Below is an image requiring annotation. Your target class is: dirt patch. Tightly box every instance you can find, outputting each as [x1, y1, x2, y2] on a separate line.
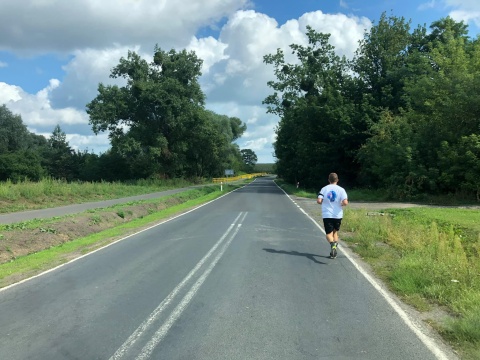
[0, 201, 170, 264]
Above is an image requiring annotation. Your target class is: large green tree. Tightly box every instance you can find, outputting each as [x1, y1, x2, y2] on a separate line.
[42, 125, 77, 180]
[87, 47, 246, 179]
[87, 47, 205, 178]
[0, 105, 47, 181]
[0, 105, 32, 153]
[264, 26, 357, 187]
[357, 16, 480, 198]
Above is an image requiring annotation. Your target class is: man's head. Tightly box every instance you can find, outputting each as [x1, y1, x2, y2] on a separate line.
[328, 173, 339, 184]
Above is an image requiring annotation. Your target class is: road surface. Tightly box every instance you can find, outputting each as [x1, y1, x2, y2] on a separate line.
[0, 177, 454, 359]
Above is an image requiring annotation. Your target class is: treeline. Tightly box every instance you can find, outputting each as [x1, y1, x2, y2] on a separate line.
[265, 13, 480, 200]
[0, 47, 255, 183]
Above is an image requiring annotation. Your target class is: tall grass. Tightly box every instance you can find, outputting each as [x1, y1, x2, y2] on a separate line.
[0, 178, 204, 213]
[343, 207, 480, 358]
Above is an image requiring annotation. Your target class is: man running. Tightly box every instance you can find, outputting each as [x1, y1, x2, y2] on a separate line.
[317, 173, 348, 258]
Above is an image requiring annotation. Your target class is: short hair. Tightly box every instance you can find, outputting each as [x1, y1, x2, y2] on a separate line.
[328, 173, 339, 183]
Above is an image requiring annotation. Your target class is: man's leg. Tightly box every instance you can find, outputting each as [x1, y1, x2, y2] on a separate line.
[326, 231, 334, 244]
[323, 219, 337, 258]
[332, 229, 339, 242]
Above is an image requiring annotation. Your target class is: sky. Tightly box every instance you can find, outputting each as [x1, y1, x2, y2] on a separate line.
[1, 0, 479, 164]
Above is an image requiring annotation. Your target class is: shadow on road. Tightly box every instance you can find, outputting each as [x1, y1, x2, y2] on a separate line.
[263, 248, 327, 264]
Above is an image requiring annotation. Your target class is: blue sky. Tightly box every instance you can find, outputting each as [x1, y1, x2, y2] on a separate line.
[1, 0, 479, 163]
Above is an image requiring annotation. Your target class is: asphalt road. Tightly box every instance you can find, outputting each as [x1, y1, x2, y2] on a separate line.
[0, 177, 453, 359]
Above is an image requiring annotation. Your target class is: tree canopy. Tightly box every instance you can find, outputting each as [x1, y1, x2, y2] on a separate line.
[266, 14, 480, 200]
[86, 46, 247, 179]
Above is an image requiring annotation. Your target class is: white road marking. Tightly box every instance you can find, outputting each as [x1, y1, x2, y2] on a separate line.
[110, 212, 247, 360]
[276, 183, 452, 360]
[136, 213, 246, 359]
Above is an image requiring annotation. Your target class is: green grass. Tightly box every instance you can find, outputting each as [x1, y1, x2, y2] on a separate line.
[0, 184, 240, 286]
[342, 207, 480, 359]
[0, 177, 207, 213]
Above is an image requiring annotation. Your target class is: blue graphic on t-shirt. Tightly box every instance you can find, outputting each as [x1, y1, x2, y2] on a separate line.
[327, 190, 337, 202]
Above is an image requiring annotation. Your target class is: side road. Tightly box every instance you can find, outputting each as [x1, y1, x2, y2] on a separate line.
[0, 187, 196, 225]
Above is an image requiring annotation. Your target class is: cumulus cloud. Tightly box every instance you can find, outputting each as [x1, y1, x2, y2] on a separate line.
[0, 0, 250, 54]
[193, 10, 370, 161]
[49, 46, 137, 109]
[3, 79, 87, 127]
[443, 0, 480, 27]
[0, 80, 106, 152]
[187, 36, 229, 75]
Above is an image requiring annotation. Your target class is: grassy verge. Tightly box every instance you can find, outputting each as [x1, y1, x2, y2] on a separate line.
[0, 177, 207, 213]
[342, 207, 480, 359]
[277, 179, 480, 359]
[0, 183, 241, 288]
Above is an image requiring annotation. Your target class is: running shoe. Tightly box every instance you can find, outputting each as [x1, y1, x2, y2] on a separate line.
[331, 243, 337, 258]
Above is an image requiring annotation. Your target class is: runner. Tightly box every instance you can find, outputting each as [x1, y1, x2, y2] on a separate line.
[317, 173, 348, 258]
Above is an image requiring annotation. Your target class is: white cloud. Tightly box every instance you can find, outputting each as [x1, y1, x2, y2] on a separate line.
[443, 0, 480, 27]
[449, 10, 480, 27]
[65, 133, 111, 154]
[0, 82, 22, 102]
[50, 46, 137, 109]
[5, 79, 88, 127]
[0, 0, 250, 54]
[418, 1, 436, 11]
[0, 61, 7, 68]
[187, 36, 229, 74]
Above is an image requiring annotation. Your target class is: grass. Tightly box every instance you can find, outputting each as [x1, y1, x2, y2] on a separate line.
[277, 179, 480, 359]
[342, 207, 480, 359]
[0, 184, 241, 286]
[0, 177, 206, 213]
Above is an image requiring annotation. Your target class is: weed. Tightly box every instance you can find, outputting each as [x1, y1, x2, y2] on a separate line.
[90, 215, 101, 225]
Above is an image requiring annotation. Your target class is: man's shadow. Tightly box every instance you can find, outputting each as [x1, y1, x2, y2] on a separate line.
[263, 248, 328, 264]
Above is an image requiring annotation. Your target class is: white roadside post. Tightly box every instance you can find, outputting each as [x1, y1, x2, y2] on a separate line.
[221, 181, 223, 192]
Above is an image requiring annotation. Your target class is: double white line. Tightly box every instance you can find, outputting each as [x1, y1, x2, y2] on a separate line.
[110, 212, 247, 360]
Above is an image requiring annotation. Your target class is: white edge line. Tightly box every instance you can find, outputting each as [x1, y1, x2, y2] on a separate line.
[0, 186, 245, 293]
[274, 181, 451, 360]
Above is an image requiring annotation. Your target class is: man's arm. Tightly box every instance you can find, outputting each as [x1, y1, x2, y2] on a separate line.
[341, 198, 348, 206]
[317, 193, 323, 204]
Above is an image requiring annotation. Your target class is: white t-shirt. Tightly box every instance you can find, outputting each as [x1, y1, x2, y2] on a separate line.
[318, 184, 348, 219]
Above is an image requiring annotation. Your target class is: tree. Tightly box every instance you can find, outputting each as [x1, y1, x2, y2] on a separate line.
[0, 151, 45, 182]
[0, 104, 32, 153]
[0, 105, 47, 181]
[87, 47, 207, 179]
[43, 125, 77, 180]
[352, 12, 413, 114]
[264, 26, 357, 187]
[241, 149, 257, 166]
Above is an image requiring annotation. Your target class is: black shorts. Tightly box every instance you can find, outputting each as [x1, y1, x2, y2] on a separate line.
[323, 218, 342, 234]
